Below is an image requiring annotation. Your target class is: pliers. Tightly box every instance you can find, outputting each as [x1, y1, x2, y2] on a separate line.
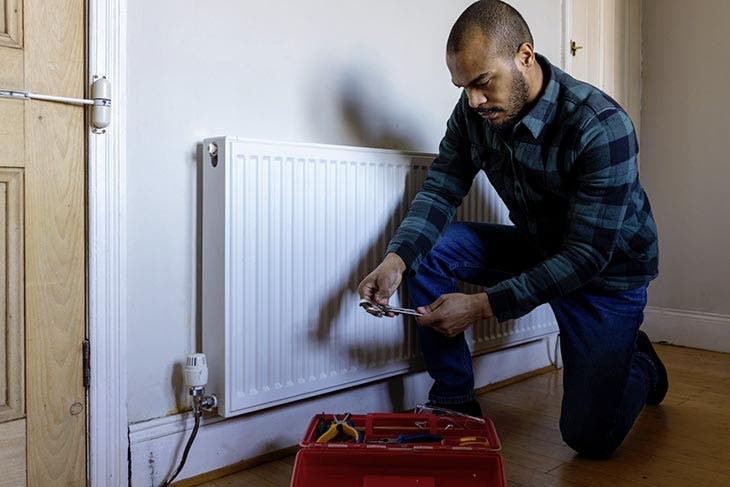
[316, 413, 363, 443]
[359, 298, 422, 317]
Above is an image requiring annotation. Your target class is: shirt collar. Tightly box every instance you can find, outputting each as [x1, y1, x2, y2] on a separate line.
[515, 54, 560, 140]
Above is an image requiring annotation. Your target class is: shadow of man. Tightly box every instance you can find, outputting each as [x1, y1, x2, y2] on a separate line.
[311, 69, 432, 413]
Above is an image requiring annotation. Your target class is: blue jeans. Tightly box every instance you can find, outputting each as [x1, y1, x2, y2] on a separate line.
[408, 222, 659, 458]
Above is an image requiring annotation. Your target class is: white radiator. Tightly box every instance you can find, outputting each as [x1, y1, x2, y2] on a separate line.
[201, 137, 557, 418]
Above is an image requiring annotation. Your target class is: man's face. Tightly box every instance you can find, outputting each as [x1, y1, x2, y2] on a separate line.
[447, 31, 530, 130]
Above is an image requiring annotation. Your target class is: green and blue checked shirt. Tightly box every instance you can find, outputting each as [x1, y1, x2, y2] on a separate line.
[387, 54, 658, 322]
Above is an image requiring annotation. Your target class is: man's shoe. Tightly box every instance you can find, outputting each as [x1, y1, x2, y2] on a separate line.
[425, 399, 483, 418]
[636, 330, 669, 405]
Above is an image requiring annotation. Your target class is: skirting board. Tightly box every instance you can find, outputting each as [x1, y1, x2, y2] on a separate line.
[129, 334, 559, 486]
[642, 306, 730, 353]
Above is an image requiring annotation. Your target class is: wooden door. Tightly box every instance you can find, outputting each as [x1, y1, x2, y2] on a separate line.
[0, 0, 87, 485]
[569, 0, 603, 88]
[568, 0, 642, 128]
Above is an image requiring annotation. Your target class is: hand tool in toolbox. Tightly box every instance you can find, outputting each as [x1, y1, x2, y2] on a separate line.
[315, 413, 363, 444]
[458, 436, 491, 446]
[367, 433, 443, 444]
[415, 402, 487, 422]
[359, 298, 422, 317]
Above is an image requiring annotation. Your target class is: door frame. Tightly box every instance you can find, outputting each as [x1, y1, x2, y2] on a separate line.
[561, 0, 643, 133]
[88, 0, 128, 484]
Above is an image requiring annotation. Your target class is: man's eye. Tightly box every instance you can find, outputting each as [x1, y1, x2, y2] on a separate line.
[475, 79, 491, 88]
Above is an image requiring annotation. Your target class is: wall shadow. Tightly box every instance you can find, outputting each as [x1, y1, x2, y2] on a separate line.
[190, 65, 487, 413]
[170, 361, 188, 414]
[309, 66, 431, 411]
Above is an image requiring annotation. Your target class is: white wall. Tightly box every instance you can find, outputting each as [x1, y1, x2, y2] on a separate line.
[126, 0, 563, 424]
[639, 0, 730, 352]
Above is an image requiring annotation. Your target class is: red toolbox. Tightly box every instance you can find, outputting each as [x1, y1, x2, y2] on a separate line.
[291, 410, 506, 486]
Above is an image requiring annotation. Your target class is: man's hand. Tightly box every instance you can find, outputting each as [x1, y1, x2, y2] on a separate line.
[357, 253, 407, 316]
[416, 293, 493, 337]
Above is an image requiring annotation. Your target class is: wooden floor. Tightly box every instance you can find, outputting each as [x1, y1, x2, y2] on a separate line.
[194, 344, 730, 486]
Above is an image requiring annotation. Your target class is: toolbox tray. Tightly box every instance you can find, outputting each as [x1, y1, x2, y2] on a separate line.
[291, 412, 506, 487]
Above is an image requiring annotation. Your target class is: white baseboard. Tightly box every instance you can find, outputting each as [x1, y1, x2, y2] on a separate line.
[643, 306, 730, 353]
[129, 335, 558, 486]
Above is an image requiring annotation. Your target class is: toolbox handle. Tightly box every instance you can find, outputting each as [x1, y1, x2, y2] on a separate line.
[365, 413, 438, 436]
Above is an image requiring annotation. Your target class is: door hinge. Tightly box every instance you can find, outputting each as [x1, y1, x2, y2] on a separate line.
[0, 76, 111, 134]
[83, 339, 91, 390]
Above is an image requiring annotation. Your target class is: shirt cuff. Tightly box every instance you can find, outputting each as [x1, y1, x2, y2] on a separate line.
[485, 281, 519, 323]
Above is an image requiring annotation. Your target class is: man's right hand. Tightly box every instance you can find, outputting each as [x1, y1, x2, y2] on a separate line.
[357, 253, 406, 310]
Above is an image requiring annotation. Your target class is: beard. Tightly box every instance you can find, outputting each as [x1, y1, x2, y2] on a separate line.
[479, 64, 530, 131]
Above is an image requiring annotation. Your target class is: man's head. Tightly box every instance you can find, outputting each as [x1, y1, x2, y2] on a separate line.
[446, 0, 542, 130]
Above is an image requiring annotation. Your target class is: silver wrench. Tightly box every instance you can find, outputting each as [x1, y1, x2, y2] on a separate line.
[359, 298, 422, 317]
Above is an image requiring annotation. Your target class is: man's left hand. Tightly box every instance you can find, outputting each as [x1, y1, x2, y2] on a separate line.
[416, 293, 494, 337]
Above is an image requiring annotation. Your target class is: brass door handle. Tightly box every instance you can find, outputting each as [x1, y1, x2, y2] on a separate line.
[570, 40, 584, 56]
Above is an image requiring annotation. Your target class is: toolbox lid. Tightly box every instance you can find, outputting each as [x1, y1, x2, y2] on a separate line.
[299, 412, 502, 453]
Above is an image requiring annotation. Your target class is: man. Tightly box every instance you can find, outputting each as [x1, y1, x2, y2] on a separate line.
[357, 0, 667, 458]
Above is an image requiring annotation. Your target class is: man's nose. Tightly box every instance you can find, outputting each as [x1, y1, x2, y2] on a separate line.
[466, 88, 487, 109]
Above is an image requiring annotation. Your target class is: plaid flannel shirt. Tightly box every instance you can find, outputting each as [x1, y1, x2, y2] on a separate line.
[387, 55, 658, 322]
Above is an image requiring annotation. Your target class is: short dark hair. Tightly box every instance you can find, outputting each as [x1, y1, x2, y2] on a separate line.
[447, 0, 534, 58]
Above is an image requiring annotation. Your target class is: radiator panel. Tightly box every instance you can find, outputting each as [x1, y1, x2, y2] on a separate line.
[202, 137, 557, 417]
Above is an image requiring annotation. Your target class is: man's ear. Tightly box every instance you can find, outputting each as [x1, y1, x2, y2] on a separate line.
[514, 42, 535, 68]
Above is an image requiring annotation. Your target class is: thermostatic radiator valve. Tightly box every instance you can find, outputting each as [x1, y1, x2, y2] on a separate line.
[163, 353, 218, 486]
[184, 353, 218, 410]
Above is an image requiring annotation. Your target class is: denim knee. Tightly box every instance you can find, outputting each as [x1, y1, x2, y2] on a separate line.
[559, 417, 620, 459]
[416, 222, 471, 269]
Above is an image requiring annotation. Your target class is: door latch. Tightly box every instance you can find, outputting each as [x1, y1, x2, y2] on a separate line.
[570, 40, 584, 57]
